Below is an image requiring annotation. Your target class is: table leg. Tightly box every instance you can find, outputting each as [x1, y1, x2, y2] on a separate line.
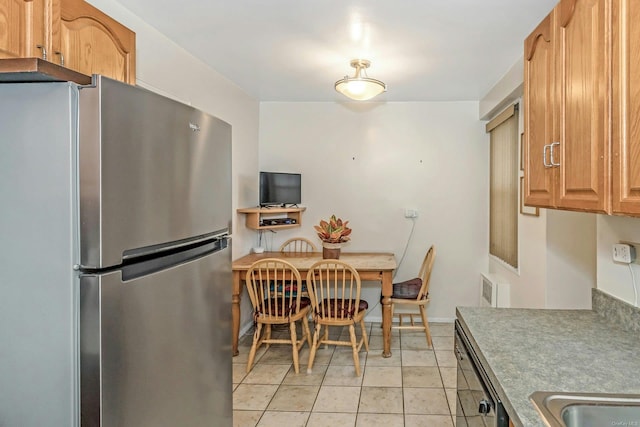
[381, 270, 393, 358]
[232, 270, 241, 357]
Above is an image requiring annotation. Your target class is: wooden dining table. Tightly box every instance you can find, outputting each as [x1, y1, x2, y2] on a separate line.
[231, 251, 397, 358]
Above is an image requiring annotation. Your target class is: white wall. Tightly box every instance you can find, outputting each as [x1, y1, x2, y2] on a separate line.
[489, 207, 596, 310]
[545, 210, 596, 308]
[491, 211, 548, 308]
[479, 57, 524, 121]
[87, 0, 260, 260]
[597, 215, 640, 307]
[259, 102, 489, 322]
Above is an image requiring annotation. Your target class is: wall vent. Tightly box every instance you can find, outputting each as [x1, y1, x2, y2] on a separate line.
[480, 272, 511, 307]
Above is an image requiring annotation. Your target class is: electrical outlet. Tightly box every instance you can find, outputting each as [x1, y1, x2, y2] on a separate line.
[620, 241, 640, 262]
[404, 209, 418, 218]
[613, 243, 636, 263]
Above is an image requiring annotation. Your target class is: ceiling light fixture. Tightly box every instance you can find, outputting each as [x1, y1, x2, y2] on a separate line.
[335, 59, 386, 101]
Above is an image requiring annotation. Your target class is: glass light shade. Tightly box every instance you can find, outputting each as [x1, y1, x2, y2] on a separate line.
[334, 59, 386, 101]
[334, 77, 386, 101]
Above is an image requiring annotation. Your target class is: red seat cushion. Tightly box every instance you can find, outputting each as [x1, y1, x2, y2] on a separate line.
[317, 299, 368, 318]
[260, 296, 311, 317]
[391, 277, 423, 299]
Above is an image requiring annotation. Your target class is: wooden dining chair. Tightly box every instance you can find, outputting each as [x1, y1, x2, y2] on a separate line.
[279, 237, 317, 254]
[244, 258, 312, 373]
[305, 260, 369, 376]
[279, 237, 317, 299]
[389, 245, 436, 348]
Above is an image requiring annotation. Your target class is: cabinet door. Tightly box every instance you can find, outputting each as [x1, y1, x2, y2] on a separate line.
[555, 0, 610, 212]
[0, 0, 46, 59]
[54, 0, 135, 83]
[524, 11, 555, 208]
[612, 0, 640, 215]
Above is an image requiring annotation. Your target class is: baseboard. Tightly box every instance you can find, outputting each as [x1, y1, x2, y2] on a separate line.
[239, 321, 254, 338]
[363, 315, 455, 324]
[238, 315, 455, 338]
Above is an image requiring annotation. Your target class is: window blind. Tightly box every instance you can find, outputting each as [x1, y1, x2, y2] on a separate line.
[488, 104, 518, 268]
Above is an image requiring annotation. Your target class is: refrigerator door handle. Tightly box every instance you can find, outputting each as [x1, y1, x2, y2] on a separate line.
[122, 229, 229, 262]
[76, 234, 229, 273]
[120, 237, 228, 282]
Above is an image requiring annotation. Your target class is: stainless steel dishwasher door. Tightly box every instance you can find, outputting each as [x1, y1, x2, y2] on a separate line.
[455, 320, 509, 427]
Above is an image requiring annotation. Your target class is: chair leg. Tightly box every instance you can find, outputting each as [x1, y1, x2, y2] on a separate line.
[264, 324, 272, 350]
[348, 324, 361, 376]
[289, 321, 300, 374]
[323, 325, 329, 349]
[301, 314, 312, 348]
[307, 325, 321, 374]
[419, 305, 432, 348]
[360, 319, 369, 352]
[246, 323, 262, 373]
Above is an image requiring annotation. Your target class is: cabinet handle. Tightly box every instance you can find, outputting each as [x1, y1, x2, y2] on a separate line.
[36, 45, 47, 60]
[543, 144, 552, 168]
[54, 52, 65, 67]
[550, 142, 560, 166]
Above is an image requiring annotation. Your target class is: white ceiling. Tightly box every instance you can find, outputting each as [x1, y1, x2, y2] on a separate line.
[120, 0, 556, 102]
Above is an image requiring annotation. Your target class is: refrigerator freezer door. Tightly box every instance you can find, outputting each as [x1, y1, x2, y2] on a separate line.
[78, 76, 232, 269]
[80, 242, 232, 426]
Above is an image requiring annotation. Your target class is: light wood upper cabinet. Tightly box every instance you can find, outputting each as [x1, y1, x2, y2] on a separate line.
[0, 0, 46, 59]
[524, 10, 555, 208]
[0, 0, 135, 84]
[555, 0, 610, 212]
[612, 0, 640, 215]
[54, 0, 135, 84]
[524, 0, 611, 214]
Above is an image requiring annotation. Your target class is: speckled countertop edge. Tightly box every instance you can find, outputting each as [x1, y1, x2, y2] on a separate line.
[456, 297, 640, 427]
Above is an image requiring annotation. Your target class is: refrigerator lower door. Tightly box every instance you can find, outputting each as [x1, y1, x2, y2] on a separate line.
[80, 245, 231, 427]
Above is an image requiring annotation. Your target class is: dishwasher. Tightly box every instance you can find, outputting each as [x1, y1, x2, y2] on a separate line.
[455, 320, 510, 427]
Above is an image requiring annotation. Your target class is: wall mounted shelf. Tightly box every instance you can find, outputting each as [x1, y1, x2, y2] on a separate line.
[237, 207, 306, 230]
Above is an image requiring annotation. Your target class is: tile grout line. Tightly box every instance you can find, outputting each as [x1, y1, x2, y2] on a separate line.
[234, 322, 455, 427]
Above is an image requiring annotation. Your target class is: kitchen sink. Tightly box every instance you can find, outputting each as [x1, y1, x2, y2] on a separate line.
[530, 391, 640, 427]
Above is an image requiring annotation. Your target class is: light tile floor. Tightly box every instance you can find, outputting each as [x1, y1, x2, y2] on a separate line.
[233, 322, 456, 427]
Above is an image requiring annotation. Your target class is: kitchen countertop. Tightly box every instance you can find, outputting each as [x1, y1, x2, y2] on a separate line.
[456, 304, 640, 426]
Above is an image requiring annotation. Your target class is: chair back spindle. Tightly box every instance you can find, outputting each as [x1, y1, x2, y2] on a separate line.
[305, 260, 369, 376]
[244, 258, 311, 373]
[279, 237, 317, 254]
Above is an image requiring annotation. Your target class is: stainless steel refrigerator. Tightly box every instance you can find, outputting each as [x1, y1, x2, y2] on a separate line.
[0, 76, 232, 427]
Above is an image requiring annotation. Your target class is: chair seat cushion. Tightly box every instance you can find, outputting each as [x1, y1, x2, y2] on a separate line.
[390, 277, 423, 299]
[260, 296, 311, 317]
[317, 299, 368, 318]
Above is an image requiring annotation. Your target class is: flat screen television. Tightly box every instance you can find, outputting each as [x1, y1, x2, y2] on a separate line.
[259, 172, 301, 207]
